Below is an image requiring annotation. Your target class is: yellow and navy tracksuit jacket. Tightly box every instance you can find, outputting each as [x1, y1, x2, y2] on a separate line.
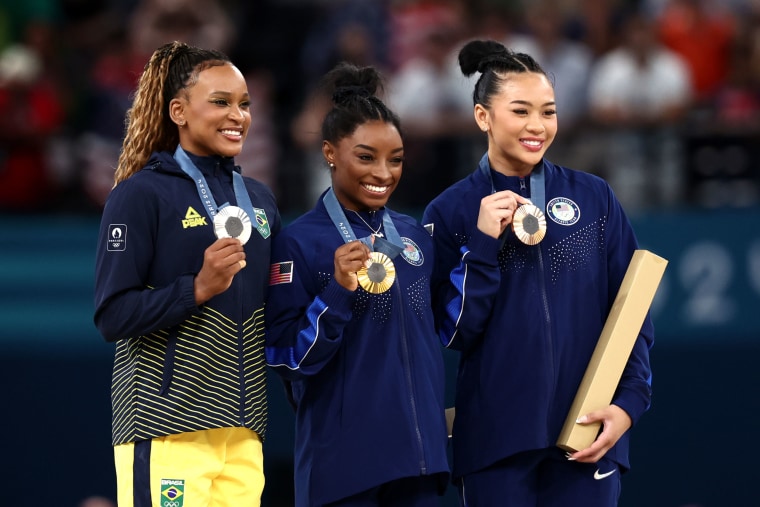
[94, 149, 280, 445]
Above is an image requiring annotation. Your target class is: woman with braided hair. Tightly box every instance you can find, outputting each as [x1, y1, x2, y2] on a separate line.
[422, 40, 654, 505]
[94, 41, 280, 506]
[265, 61, 450, 506]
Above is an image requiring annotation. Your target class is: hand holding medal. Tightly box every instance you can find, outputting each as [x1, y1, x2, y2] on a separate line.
[323, 188, 405, 295]
[334, 238, 398, 294]
[334, 241, 373, 292]
[478, 190, 544, 244]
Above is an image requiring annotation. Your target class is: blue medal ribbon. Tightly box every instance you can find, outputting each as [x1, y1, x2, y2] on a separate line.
[477, 152, 545, 209]
[173, 145, 255, 222]
[322, 187, 404, 259]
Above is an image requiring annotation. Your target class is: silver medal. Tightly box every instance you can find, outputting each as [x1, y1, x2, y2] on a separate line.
[213, 205, 252, 245]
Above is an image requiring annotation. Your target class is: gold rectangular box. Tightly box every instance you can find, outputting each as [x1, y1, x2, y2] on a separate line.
[445, 407, 455, 438]
[556, 249, 668, 452]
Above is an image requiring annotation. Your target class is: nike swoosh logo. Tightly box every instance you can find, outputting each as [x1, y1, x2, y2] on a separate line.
[594, 469, 617, 480]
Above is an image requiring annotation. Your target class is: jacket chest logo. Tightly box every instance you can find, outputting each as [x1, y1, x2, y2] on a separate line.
[547, 197, 580, 226]
[182, 206, 208, 228]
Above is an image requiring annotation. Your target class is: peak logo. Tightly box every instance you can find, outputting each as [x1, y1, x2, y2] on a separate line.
[182, 207, 208, 229]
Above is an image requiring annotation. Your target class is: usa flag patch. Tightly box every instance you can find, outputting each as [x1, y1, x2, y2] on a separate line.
[269, 261, 294, 285]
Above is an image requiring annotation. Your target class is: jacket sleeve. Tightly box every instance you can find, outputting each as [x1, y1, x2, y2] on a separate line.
[93, 179, 200, 342]
[265, 233, 356, 381]
[423, 200, 502, 353]
[604, 184, 654, 425]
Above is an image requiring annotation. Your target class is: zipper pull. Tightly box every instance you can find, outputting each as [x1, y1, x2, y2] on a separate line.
[519, 178, 526, 191]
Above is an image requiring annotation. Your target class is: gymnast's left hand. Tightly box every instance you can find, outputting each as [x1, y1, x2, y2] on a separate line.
[567, 404, 632, 463]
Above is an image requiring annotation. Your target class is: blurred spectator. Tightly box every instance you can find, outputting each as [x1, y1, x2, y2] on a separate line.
[388, 0, 467, 70]
[385, 0, 479, 211]
[289, 0, 392, 210]
[128, 0, 237, 57]
[236, 68, 279, 193]
[565, 0, 628, 57]
[711, 2, 760, 131]
[0, 0, 61, 50]
[75, 0, 240, 209]
[0, 43, 66, 212]
[587, 10, 693, 211]
[656, 0, 737, 106]
[289, 84, 333, 211]
[298, 0, 390, 88]
[1, 0, 755, 218]
[468, 2, 518, 42]
[76, 27, 143, 208]
[510, 0, 593, 130]
[508, 0, 594, 168]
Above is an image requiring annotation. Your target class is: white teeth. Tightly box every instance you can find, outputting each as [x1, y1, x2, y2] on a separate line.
[523, 140, 541, 147]
[221, 129, 241, 136]
[363, 184, 388, 193]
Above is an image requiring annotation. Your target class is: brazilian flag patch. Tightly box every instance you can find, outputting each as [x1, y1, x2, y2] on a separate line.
[253, 207, 271, 239]
[160, 478, 184, 507]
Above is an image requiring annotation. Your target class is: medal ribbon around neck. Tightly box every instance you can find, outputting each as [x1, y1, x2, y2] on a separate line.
[323, 187, 404, 293]
[174, 145, 256, 244]
[478, 153, 547, 245]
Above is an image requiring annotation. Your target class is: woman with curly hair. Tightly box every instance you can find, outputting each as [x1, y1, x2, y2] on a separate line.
[94, 41, 280, 506]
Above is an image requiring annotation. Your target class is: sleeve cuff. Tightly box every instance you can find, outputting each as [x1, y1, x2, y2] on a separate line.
[318, 277, 356, 319]
[612, 387, 650, 426]
[466, 229, 501, 265]
[180, 274, 202, 313]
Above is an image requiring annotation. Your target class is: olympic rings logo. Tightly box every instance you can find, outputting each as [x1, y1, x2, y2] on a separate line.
[163, 501, 179, 507]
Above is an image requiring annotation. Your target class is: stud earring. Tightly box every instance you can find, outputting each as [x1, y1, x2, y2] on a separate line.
[328, 162, 335, 168]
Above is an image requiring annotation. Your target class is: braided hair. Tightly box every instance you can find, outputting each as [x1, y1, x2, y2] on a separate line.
[114, 41, 230, 185]
[320, 62, 401, 145]
[458, 39, 552, 109]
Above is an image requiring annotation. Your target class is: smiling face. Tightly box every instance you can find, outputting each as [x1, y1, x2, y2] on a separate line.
[170, 63, 251, 157]
[475, 72, 557, 176]
[323, 120, 404, 211]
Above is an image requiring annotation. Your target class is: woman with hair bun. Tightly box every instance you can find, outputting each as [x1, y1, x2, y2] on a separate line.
[265, 61, 450, 506]
[94, 41, 280, 506]
[422, 39, 654, 506]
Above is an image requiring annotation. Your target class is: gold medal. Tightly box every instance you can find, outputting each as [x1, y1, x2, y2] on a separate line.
[214, 205, 252, 245]
[357, 251, 396, 294]
[513, 203, 547, 245]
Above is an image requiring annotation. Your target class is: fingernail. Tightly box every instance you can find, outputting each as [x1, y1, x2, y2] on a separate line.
[576, 416, 588, 424]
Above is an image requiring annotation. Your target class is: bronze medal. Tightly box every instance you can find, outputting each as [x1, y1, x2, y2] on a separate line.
[513, 203, 547, 245]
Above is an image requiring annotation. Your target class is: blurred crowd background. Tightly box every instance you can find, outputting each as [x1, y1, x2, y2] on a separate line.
[1, 0, 759, 219]
[2, 1, 760, 506]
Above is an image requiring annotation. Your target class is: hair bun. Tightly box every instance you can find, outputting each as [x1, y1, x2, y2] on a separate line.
[459, 39, 510, 76]
[332, 85, 372, 105]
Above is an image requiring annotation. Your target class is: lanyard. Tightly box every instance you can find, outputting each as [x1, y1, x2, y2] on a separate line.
[173, 145, 255, 221]
[322, 187, 404, 258]
[477, 153, 546, 210]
